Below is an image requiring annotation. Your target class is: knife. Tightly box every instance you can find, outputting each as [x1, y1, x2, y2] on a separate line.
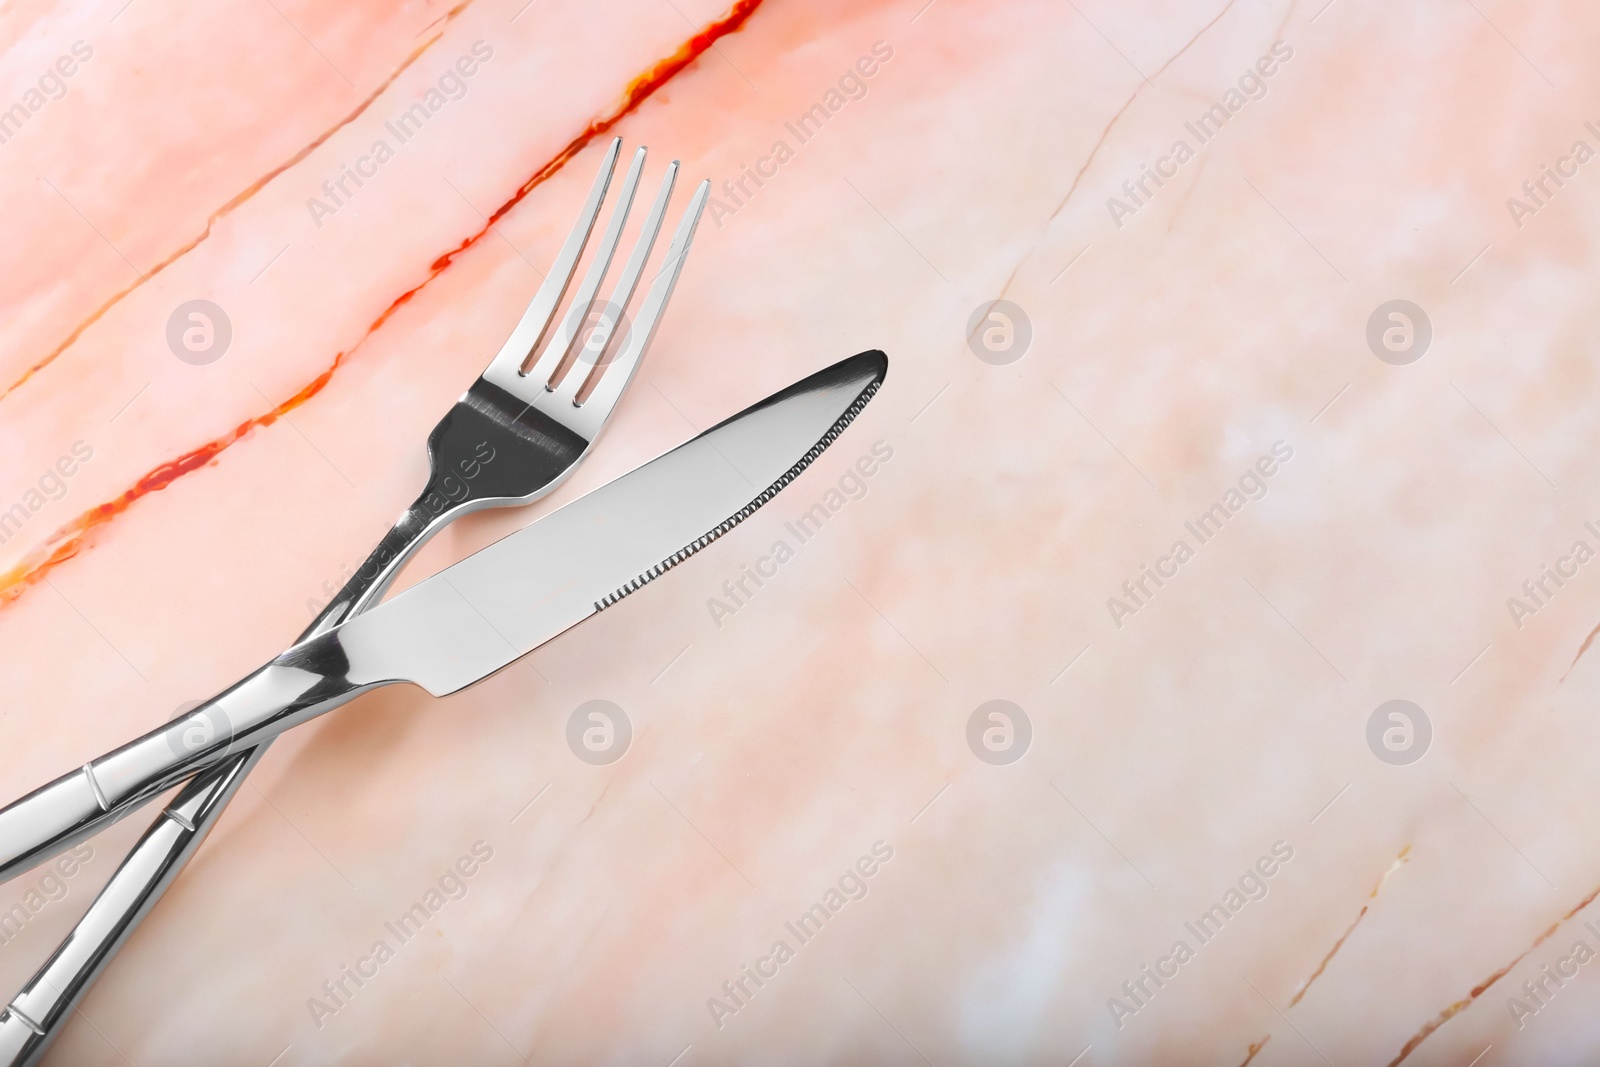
[0, 351, 886, 899]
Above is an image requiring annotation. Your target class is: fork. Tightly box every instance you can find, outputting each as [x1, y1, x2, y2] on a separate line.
[0, 135, 708, 1063]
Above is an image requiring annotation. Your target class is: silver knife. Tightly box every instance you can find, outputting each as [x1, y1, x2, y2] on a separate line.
[0, 351, 886, 921]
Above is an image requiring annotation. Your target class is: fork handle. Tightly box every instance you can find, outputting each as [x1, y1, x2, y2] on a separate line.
[0, 750, 257, 1066]
[0, 484, 455, 1060]
[313, 473, 472, 631]
[0, 639, 383, 886]
[0, 479, 462, 887]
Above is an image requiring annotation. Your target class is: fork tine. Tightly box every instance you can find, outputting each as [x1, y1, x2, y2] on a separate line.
[528, 145, 647, 389]
[482, 136, 621, 380]
[565, 177, 709, 430]
[550, 160, 677, 406]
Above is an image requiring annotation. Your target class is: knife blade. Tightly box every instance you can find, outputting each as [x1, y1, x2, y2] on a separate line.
[0, 351, 887, 884]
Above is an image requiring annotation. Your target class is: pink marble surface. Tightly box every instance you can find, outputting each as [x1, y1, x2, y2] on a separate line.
[2, 0, 1600, 1063]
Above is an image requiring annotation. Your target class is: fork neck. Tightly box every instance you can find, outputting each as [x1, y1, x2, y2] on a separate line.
[307, 382, 593, 638]
[303, 497, 445, 638]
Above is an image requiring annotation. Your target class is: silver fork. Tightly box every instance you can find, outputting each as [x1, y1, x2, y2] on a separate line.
[0, 135, 708, 1064]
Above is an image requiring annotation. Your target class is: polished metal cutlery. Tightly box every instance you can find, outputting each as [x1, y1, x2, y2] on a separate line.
[0, 348, 887, 1061]
[0, 134, 706, 1063]
[0, 137, 707, 881]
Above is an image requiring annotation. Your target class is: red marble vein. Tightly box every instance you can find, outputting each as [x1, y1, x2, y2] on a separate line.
[1237, 1034, 1269, 1066]
[1048, 0, 1238, 220]
[1288, 846, 1411, 1007]
[963, 258, 1024, 351]
[0, 0, 478, 406]
[1164, 149, 1212, 234]
[1563, 619, 1600, 679]
[1384, 880, 1600, 1066]
[0, 0, 766, 610]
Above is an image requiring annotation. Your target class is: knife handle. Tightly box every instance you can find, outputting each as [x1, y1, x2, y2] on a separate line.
[0, 637, 378, 886]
